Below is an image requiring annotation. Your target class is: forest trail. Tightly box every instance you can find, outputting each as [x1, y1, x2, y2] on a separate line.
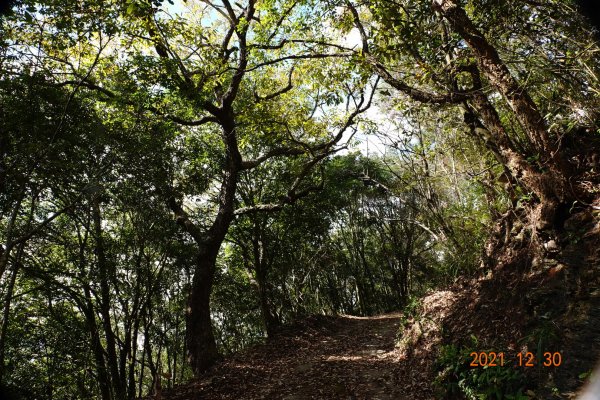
[157, 313, 433, 400]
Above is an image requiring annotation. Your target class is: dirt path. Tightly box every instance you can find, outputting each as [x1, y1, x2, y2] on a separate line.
[153, 210, 600, 400]
[159, 313, 433, 400]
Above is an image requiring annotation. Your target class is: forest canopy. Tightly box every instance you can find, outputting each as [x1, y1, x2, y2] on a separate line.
[1, 0, 599, 399]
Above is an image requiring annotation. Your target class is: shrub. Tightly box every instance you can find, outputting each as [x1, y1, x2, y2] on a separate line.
[434, 341, 528, 400]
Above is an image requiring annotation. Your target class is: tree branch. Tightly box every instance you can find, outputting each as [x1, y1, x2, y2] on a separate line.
[236, 78, 380, 216]
[243, 52, 351, 73]
[6, 195, 84, 250]
[201, 0, 234, 22]
[367, 56, 470, 104]
[346, 0, 469, 104]
[240, 146, 305, 170]
[222, 0, 256, 108]
[249, 39, 353, 52]
[221, 0, 238, 22]
[253, 66, 295, 102]
[53, 80, 219, 126]
[313, 76, 379, 152]
[167, 197, 206, 244]
[234, 171, 325, 216]
[234, 203, 283, 215]
[266, 1, 299, 43]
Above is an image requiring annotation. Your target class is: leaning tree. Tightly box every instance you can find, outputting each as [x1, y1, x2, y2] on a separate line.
[4, 0, 377, 375]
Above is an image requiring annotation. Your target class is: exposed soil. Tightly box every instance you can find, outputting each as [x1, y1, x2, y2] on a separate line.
[152, 205, 600, 400]
[152, 313, 439, 400]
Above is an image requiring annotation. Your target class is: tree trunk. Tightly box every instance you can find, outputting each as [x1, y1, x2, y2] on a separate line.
[81, 282, 112, 400]
[434, 0, 572, 230]
[185, 244, 220, 375]
[256, 268, 278, 338]
[176, 109, 241, 376]
[433, 0, 551, 154]
[251, 223, 279, 338]
[92, 198, 125, 399]
[0, 243, 23, 385]
[172, 314, 178, 387]
[137, 324, 148, 399]
[0, 195, 23, 283]
[469, 90, 564, 228]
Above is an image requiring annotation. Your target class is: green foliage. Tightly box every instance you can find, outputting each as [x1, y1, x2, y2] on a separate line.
[434, 343, 527, 400]
[579, 369, 593, 381]
[397, 295, 422, 336]
[519, 319, 560, 364]
[1, 0, 598, 397]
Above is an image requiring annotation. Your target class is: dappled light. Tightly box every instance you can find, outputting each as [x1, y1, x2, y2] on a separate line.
[1, 0, 599, 399]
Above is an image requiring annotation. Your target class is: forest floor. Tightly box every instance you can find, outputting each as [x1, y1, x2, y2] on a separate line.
[151, 280, 600, 400]
[154, 312, 438, 399]
[154, 207, 600, 400]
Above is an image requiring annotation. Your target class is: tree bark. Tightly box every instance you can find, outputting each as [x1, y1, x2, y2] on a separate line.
[82, 284, 112, 400]
[178, 109, 241, 375]
[432, 0, 550, 153]
[185, 244, 220, 375]
[469, 88, 564, 228]
[249, 220, 279, 337]
[0, 244, 23, 385]
[433, 0, 571, 212]
[255, 257, 278, 337]
[0, 195, 23, 283]
[75, 217, 112, 400]
[92, 198, 125, 399]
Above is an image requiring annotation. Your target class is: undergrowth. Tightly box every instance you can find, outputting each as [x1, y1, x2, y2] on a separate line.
[396, 295, 423, 346]
[399, 296, 422, 329]
[434, 338, 528, 400]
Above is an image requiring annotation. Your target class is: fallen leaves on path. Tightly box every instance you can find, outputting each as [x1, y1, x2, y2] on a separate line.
[154, 313, 436, 400]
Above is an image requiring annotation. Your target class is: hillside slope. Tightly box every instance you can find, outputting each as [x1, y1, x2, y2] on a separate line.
[150, 205, 600, 400]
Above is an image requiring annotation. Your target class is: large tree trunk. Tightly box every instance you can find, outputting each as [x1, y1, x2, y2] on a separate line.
[433, 0, 573, 230]
[433, 0, 552, 154]
[181, 110, 242, 376]
[255, 263, 278, 338]
[185, 244, 220, 375]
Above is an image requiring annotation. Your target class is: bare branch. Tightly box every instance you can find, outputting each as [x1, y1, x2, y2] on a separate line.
[346, 1, 469, 104]
[249, 39, 353, 52]
[244, 52, 351, 73]
[201, 0, 234, 22]
[234, 203, 283, 215]
[240, 146, 305, 170]
[167, 197, 206, 244]
[367, 56, 470, 104]
[384, 218, 441, 242]
[54, 79, 115, 99]
[221, 24, 237, 60]
[346, 1, 369, 52]
[314, 76, 380, 152]
[254, 66, 295, 102]
[221, 0, 238, 22]
[146, 107, 220, 126]
[222, 0, 257, 108]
